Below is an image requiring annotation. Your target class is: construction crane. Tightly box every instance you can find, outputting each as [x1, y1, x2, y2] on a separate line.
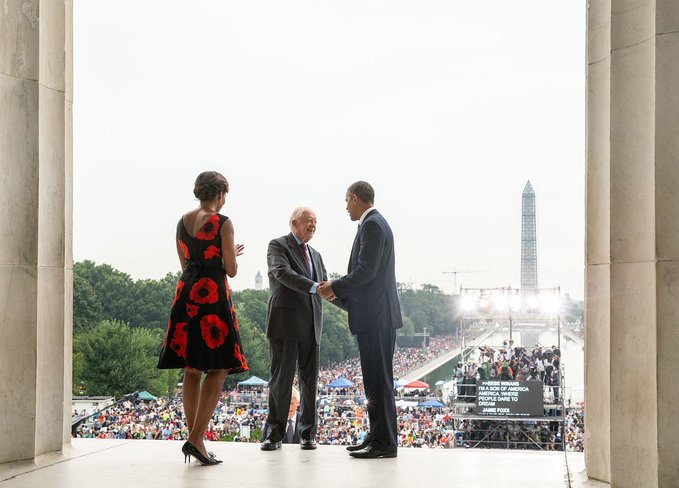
[443, 268, 485, 293]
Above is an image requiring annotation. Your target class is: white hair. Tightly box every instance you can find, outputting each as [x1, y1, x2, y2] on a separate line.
[289, 207, 314, 231]
[291, 386, 300, 401]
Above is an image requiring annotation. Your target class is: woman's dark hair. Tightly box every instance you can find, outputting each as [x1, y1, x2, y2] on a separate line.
[193, 171, 229, 201]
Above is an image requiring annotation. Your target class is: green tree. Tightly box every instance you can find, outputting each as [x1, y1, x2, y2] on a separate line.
[398, 283, 459, 335]
[562, 298, 584, 325]
[232, 289, 269, 334]
[73, 271, 103, 330]
[74, 261, 136, 327]
[74, 319, 170, 397]
[319, 303, 356, 365]
[226, 313, 269, 388]
[127, 272, 179, 329]
[400, 316, 416, 336]
[74, 261, 180, 330]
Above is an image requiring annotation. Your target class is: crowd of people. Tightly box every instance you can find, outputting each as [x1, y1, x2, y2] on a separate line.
[73, 396, 585, 452]
[454, 341, 563, 403]
[72, 332, 585, 451]
[393, 330, 480, 378]
[453, 418, 563, 450]
[315, 330, 479, 399]
[564, 409, 585, 452]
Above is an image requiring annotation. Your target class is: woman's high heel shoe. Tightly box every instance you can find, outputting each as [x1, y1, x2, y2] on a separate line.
[208, 451, 222, 464]
[182, 441, 220, 466]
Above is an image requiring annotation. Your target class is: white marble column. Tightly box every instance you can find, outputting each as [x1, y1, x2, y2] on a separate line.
[0, 0, 72, 463]
[586, 0, 679, 486]
[653, 2, 679, 486]
[585, 0, 611, 482]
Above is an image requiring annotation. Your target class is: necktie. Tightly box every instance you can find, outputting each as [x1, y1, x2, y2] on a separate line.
[300, 242, 311, 273]
[286, 419, 295, 443]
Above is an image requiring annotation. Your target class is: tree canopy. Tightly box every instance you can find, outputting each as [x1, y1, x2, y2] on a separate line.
[72, 261, 481, 396]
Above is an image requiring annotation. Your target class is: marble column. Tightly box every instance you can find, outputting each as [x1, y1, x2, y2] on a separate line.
[586, 0, 679, 486]
[0, 0, 73, 463]
[585, 0, 611, 482]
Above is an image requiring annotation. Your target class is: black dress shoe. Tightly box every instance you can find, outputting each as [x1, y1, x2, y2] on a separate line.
[260, 439, 282, 451]
[346, 437, 371, 452]
[349, 445, 397, 459]
[300, 438, 317, 450]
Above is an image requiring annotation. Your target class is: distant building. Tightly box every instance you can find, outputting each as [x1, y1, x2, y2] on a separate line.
[255, 270, 263, 290]
[521, 180, 538, 290]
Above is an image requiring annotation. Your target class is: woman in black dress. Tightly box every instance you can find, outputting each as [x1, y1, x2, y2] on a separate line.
[158, 171, 248, 465]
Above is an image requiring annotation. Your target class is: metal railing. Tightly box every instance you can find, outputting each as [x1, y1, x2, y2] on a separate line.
[453, 422, 564, 450]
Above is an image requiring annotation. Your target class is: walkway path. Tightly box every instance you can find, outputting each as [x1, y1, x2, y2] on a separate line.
[399, 329, 494, 383]
[563, 331, 584, 348]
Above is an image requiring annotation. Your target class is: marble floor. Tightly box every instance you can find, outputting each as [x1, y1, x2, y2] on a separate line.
[0, 440, 608, 488]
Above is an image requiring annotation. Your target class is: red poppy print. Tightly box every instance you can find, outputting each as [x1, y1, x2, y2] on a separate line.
[186, 303, 199, 318]
[170, 322, 188, 358]
[196, 214, 220, 240]
[172, 280, 185, 307]
[204, 245, 221, 260]
[224, 276, 231, 300]
[230, 304, 239, 331]
[189, 278, 219, 304]
[234, 343, 248, 369]
[200, 314, 229, 349]
[178, 239, 190, 259]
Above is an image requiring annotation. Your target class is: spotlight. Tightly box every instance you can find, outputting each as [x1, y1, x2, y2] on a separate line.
[526, 295, 539, 309]
[541, 294, 561, 314]
[493, 295, 509, 310]
[478, 296, 490, 310]
[510, 295, 522, 311]
[461, 295, 476, 312]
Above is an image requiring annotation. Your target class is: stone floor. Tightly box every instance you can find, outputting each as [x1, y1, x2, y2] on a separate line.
[0, 440, 608, 488]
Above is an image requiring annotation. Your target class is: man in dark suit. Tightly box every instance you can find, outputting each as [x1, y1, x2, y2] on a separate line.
[319, 181, 403, 459]
[261, 387, 301, 444]
[261, 207, 327, 451]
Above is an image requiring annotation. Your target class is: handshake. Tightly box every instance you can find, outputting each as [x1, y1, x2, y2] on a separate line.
[317, 281, 336, 300]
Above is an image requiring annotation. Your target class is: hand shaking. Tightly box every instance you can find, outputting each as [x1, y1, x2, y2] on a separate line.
[318, 281, 336, 300]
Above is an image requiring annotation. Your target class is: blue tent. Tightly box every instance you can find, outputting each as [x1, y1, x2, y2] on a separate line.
[238, 376, 268, 387]
[417, 399, 445, 408]
[328, 378, 355, 388]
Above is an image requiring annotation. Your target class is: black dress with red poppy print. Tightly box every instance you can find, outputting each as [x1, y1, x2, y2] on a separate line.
[157, 214, 249, 373]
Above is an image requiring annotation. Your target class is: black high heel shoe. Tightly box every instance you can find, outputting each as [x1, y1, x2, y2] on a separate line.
[208, 451, 222, 464]
[182, 441, 220, 465]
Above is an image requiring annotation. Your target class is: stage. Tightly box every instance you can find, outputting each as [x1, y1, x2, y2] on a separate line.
[0, 439, 606, 488]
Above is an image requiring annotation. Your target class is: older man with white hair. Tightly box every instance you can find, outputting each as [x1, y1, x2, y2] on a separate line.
[261, 207, 328, 451]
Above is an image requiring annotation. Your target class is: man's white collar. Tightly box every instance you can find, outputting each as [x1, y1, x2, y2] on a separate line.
[359, 207, 376, 225]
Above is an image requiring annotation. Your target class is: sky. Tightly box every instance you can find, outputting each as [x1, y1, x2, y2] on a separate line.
[73, 1, 586, 299]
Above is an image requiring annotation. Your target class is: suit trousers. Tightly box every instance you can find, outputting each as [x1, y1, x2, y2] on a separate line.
[264, 335, 319, 442]
[356, 327, 397, 451]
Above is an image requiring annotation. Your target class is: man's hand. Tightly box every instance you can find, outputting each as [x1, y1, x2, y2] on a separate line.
[318, 281, 336, 300]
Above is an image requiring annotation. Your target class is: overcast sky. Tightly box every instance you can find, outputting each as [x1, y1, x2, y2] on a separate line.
[73, 1, 585, 298]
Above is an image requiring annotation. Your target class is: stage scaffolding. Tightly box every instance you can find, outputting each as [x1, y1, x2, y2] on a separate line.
[447, 371, 566, 451]
[450, 286, 567, 451]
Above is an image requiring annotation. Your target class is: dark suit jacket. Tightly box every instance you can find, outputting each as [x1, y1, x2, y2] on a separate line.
[266, 233, 327, 345]
[262, 412, 301, 444]
[331, 209, 404, 335]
